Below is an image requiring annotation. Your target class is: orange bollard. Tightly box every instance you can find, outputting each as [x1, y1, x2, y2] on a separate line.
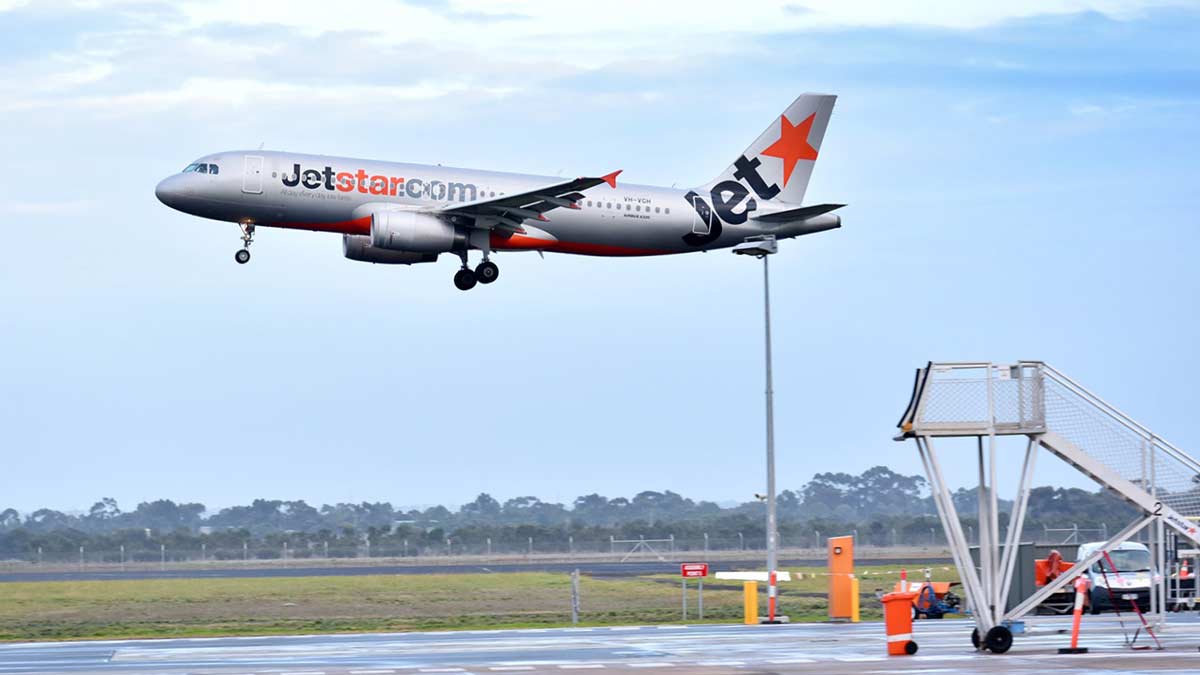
[1058, 576, 1090, 654]
[1182, 560, 1191, 581]
[828, 535, 855, 621]
[881, 591, 919, 656]
[899, 568, 908, 592]
[767, 570, 778, 622]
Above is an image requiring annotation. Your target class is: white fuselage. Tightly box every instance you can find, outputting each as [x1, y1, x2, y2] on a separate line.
[155, 150, 805, 256]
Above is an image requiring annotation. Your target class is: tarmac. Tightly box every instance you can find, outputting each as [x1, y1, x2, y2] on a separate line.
[2, 617, 1199, 674]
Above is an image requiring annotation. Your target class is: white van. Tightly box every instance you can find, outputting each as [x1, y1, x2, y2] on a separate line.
[1077, 541, 1154, 614]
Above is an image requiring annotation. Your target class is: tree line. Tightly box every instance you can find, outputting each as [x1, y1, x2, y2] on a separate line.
[0, 466, 1137, 559]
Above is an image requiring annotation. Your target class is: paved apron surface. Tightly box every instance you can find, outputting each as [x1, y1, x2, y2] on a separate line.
[2, 618, 1199, 674]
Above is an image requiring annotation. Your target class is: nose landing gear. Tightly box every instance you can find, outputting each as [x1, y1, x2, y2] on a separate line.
[235, 223, 255, 264]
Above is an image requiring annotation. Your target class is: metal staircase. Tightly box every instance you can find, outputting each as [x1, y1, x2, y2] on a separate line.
[896, 361, 1200, 650]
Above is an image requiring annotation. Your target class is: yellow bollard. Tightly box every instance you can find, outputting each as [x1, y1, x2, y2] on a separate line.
[850, 575, 860, 623]
[743, 581, 758, 625]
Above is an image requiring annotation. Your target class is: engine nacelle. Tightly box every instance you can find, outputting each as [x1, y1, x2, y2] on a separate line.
[370, 210, 463, 252]
[343, 235, 439, 265]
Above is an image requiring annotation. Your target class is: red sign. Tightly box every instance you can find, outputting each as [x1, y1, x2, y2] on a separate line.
[681, 563, 709, 578]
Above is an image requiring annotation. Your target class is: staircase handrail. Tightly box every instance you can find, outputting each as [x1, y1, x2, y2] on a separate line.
[1026, 361, 1200, 476]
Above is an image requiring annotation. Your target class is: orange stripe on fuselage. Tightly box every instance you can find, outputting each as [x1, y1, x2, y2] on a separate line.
[542, 241, 677, 256]
[270, 216, 372, 236]
[264, 219, 674, 256]
[491, 231, 673, 257]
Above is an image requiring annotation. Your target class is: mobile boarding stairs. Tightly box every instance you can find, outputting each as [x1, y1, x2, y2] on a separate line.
[896, 361, 1200, 652]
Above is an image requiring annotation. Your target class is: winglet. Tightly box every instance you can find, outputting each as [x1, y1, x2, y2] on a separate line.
[602, 170, 622, 189]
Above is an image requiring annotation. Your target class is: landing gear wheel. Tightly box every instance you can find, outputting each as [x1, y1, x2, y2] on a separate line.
[475, 260, 499, 284]
[453, 268, 477, 291]
[984, 626, 1013, 654]
[904, 640, 918, 655]
[971, 628, 981, 650]
[235, 222, 255, 264]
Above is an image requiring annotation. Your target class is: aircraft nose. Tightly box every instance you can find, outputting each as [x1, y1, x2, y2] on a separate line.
[155, 175, 186, 207]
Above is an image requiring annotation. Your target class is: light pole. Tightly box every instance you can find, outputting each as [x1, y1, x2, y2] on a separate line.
[734, 234, 780, 622]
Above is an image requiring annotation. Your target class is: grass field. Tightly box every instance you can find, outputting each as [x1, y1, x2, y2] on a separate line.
[0, 564, 959, 641]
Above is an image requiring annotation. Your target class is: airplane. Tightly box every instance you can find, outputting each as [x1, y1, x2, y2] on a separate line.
[155, 93, 843, 290]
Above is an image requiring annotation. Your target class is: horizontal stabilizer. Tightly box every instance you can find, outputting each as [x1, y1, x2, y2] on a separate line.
[751, 203, 845, 223]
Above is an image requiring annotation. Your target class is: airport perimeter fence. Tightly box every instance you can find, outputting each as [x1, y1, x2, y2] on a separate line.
[4, 522, 1120, 569]
[8, 532, 889, 568]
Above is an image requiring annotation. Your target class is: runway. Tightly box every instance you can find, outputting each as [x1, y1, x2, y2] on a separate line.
[0, 557, 951, 583]
[3, 618, 1199, 674]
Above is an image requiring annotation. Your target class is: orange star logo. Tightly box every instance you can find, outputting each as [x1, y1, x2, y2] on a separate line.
[760, 113, 818, 187]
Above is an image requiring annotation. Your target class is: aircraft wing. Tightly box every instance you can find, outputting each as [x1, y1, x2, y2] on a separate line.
[435, 171, 621, 232]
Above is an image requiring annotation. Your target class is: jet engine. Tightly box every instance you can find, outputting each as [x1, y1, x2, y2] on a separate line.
[370, 210, 464, 252]
[342, 235, 439, 265]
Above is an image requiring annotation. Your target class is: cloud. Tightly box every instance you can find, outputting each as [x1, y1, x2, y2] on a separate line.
[782, 0, 1189, 28]
[2, 0, 1194, 124]
[0, 76, 517, 116]
[171, 0, 1194, 33]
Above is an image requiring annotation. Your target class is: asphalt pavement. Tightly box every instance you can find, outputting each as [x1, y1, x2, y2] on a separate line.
[3, 617, 1200, 674]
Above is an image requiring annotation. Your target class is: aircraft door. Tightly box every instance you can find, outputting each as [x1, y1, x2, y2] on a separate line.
[690, 194, 710, 235]
[242, 155, 264, 194]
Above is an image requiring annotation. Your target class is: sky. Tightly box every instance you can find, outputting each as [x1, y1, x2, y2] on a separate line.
[0, 0, 1198, 515]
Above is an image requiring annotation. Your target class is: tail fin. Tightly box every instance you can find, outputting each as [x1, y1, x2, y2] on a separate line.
[702, 93, 836, 206]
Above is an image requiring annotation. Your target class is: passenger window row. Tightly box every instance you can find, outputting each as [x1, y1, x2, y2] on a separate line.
[583, 200, 668, 214]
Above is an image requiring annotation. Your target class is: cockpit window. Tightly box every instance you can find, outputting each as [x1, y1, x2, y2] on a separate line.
[183, 163, 200, 173]
[208, 164, 219, 175]
[196, 164, 209, 174]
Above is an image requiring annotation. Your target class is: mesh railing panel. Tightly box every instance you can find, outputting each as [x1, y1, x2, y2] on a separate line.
[917, 373, 1044, 430]
[1044, 376, 1200, 520]
[994, 378, 1044, 428]
[919, 378, 990, 426]
[911, 363, 1200, 525]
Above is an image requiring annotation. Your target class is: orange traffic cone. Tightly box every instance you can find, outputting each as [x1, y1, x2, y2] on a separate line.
[1058, 576, 1090, 655]
[1182, 560, 1191, 580]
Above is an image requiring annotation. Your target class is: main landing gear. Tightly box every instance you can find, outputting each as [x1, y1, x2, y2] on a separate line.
[235, 223, 255, 264]
[475, 260, 499, 284]
[453, 267, 477, 291]
[452, 252, 500, 291]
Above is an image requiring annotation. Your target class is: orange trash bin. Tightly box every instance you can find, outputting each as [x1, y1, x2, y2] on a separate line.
[881, 591, 919, 656]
